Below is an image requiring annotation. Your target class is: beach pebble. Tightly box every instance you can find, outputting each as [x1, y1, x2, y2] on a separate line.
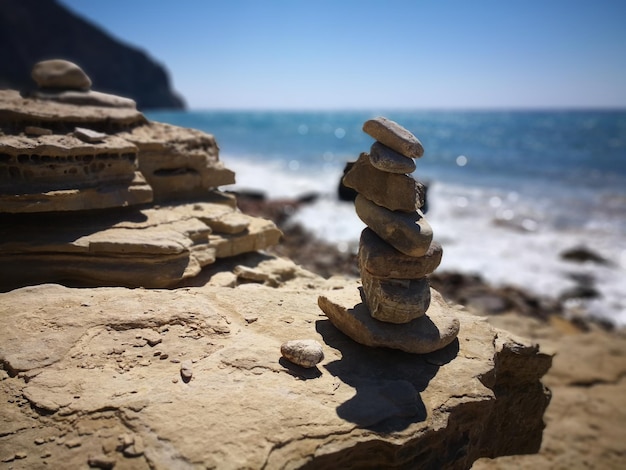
[342, 152, 425, 212]
[354, 194, 433, 257]
[31, 59, 92, 90]
[363, 116, 424, 159]
[369, 141, 416, 174]
[280, 339, 324, 368]
[180, 361, 193, 382]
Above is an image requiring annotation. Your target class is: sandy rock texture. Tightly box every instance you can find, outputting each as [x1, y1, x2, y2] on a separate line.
[472, 313, 626, 470]
[0, 265, 552, 469]
[0, 197, 281, 290]
[225, 195, 626, 469]
[120, 121, 235, 202]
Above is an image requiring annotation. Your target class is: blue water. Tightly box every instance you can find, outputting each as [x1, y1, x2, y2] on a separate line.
[146, 109, 626, 324]
[147, 109, 626, 188]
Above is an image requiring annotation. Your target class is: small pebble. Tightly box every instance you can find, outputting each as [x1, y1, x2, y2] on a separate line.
[74, 127, 106, 143]
[87, 454, 116, 469]
[180, 361, 193, 382]
[280, 339, 324, 368]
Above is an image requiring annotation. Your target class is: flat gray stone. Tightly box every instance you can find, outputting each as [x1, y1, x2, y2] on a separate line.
[318, 285, 460, 354]
[363, 117, 424, 159]
[361, 269, 430, 323]
[369, 142, 416, 174]
[359, 228, 443, 279]
[355, 194, 433, 257]
[31, 59, 92, 90]
[343, 153, 425, 212]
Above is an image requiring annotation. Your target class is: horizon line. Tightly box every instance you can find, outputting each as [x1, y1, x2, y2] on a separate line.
[147, 105, 626, 113]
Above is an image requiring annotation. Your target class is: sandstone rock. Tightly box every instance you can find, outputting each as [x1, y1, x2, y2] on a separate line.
[369, 141, 416, 173]
[355, 194, 433, 257]
[319, 283, 457, 353]
[342, 152, 425, 212]
[0, 200, 281, 289]
[280, 339, 324, 368]
[120, 121, 235, 202]
[209, 215, 283, 259]
[361, 269, 431, 323]
[24, 125, 52, 136]
[0, 133, 138, 192]
[0, 131, 150, 213]
[0, 280, 552, 469]
[359, 228, 443, 279]
[363, 116, 424, 159]
[31, 59, 92, 90]
[0, 172, 153, 213]
[31, 89, 137, 108]
[0, 89, 146, 133]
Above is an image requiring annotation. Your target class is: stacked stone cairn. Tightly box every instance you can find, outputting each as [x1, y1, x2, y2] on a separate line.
[319, 117, 460, 354]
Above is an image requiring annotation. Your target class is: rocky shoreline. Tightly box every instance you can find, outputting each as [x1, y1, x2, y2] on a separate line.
[1, 66, 623, 467]
[236, 191, 626, 470]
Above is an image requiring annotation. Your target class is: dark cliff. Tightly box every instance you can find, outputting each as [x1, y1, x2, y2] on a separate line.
[0, 0, 185, 110]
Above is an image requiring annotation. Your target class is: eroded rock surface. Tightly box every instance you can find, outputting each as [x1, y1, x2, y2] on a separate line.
[120, 121, 235, 202]
[0, 276, 552, 469]
[0, 71, 280, 288]
[0, 197, 281, 289]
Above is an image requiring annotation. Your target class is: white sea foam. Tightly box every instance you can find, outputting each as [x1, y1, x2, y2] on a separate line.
[222, 153, 626, 326]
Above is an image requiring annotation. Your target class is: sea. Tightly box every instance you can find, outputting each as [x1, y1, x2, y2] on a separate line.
[146, 110, 626, 326]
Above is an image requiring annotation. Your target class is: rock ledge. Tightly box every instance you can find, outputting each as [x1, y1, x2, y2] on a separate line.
[0, 279, 552, 469]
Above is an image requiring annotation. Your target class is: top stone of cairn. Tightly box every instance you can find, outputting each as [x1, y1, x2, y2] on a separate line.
[31, 59, 92, 91]
[363, 116, 424, 159]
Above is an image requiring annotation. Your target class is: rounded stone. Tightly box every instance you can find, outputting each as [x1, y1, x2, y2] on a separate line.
[281, 339, 324, 368]
[363, 117, 424, 159]
[354, 194, 433, 257]
[342, 153, 425, 212]
[369, 142, 416, 174]
[359, 229, 443, 279]
[31, 59, 92, 90]
[361, 271, 431, 324]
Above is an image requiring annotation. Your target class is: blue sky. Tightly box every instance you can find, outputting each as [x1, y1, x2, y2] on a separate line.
[60, 0, 626, 110]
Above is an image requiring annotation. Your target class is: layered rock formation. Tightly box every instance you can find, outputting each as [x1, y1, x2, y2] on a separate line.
[0, 61, 277, 289]
[320, 117, 459, 354]
[0, 75, 554, 468]
[0, 0, 185, 109]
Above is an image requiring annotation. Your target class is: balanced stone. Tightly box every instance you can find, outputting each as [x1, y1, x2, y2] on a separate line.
[31, 59, 92, 90]
[355, 194, 433, 257]
[369, 142, 416, 174]
[342, 153, 425, 212]
[361, 269, 431, 323]
[359, 229, 442, 279]
[280, 339, 324, 368]
[318, 286, 460, 354]
[363, 117, 424, 159]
